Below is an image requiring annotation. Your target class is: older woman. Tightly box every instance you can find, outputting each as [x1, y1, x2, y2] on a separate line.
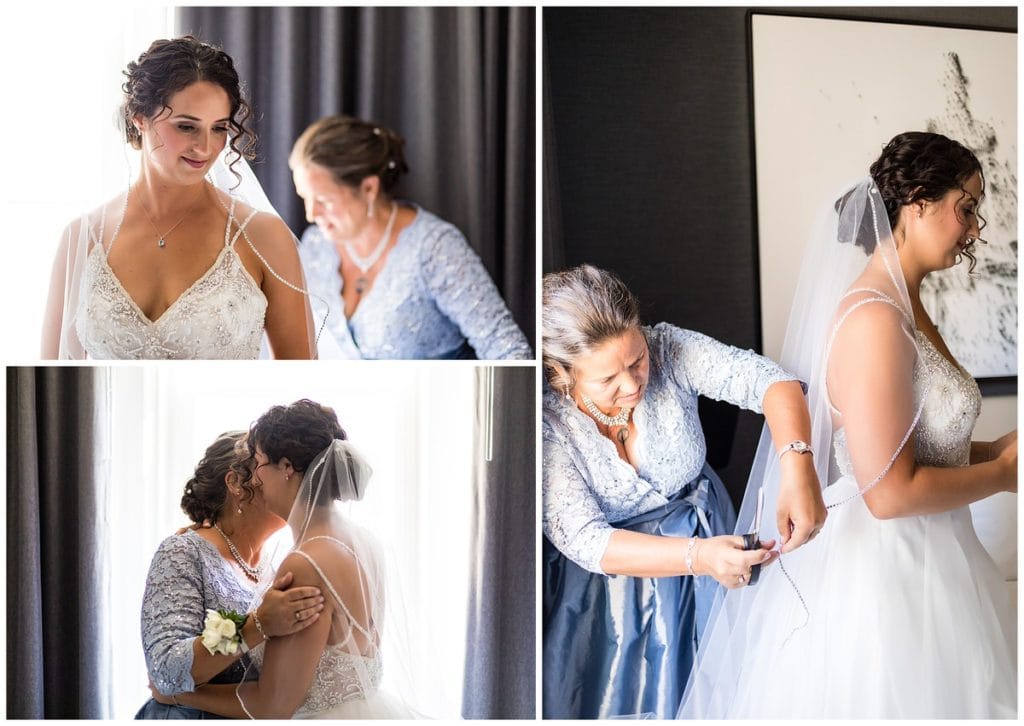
[542, 265, 827, 719]
[136, 431, 324, 719]
[290, 115, 532, 360]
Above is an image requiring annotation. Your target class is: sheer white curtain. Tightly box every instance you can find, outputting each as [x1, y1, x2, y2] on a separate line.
[105, 364, 474, 718]
[1, 6, 172, 359]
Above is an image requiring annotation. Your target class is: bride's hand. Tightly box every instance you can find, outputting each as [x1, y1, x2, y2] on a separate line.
[990, 430, 1017, 462]
[257, 571, 326, 637]
[695, 536, 778, 589]
[776, 453, 826, 553]
[995, 434, 1017, 492]
[173, 519, 212, 536]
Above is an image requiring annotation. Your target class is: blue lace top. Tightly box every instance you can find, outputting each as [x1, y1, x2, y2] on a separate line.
[298, 206, 532, 360]
[542, 323, 799, 573]
[139, 530, 257, 694]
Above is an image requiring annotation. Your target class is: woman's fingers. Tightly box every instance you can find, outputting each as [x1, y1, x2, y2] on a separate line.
[292, 602, 325, 629]
[288, 585, 322, 604]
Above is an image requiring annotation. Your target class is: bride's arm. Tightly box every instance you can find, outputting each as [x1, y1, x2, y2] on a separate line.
[41, 223, 79, 358]
[171, 553, 333, 718]
[830, 304, 1016, 519]
[242, 213, 317, 359]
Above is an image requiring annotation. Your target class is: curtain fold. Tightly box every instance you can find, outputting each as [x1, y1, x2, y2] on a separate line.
[176, 6, 535, 347]
[6, 367, 108, 718]
[462, 366, 536, 718]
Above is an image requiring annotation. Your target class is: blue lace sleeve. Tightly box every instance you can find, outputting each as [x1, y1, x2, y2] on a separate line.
[419, 224, 533, 360]
[651, 323, 799, 414]
[542, 426, 614, 574]
[140, 536, 204, 694]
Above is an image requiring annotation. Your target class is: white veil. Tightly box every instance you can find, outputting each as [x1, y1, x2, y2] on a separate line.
[236, 440, 429, 719]
[46, 146, 327, 359]
[678, 177, 927, 716]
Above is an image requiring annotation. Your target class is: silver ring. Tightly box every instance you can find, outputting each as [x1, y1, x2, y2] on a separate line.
[738, 574, 746, 584]
[296, 611, 302, 621]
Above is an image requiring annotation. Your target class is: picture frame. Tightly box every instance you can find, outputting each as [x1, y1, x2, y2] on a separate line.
[748, 10, 1017, 394]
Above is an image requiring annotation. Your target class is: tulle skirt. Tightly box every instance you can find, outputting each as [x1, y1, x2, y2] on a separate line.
[294, 690, 417, 719]
[702, 475, 1016, 719]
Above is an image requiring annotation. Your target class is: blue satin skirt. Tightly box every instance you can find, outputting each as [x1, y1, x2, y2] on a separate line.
[543, 463, 736, 719]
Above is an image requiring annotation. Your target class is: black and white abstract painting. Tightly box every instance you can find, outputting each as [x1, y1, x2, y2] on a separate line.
[751, 13, 1016, 381]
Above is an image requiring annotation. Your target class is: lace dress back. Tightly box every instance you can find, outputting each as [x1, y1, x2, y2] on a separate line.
[75, 198, 267, 359]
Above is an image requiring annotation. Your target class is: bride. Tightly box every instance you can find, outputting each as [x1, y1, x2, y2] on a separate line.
[680, 132, 1017, 718]
[151, 400, 416, 718]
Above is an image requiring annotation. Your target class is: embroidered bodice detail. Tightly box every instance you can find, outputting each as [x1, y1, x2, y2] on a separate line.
[543, 323, 799, 572]
[140, 531, 258, 694]
[75, 198, 267, 359]
[250, 536, 383, 717]
[299, 206, 532, 359]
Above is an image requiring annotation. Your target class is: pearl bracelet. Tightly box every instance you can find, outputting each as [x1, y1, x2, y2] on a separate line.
[685, 536, 699, 576]
[251, 608, 269, 641]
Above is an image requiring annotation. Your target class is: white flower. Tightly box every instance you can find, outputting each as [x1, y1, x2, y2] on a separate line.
[201, 609, 241, 656]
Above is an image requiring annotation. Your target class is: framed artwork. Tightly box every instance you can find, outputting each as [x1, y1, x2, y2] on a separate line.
[749, 11, 1017, 392]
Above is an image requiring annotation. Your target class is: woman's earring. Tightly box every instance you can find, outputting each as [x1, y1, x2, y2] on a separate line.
[367, 198, 376, 219]
[237, 505, 243, 515]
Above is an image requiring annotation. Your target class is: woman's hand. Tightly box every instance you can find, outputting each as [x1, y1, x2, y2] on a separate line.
[991, 430, 1017, 462]
[148, 678, 175, 706]
[995, 434, 1017, 493]
[776, 452, 826, 553]
[257, 571, 325, 637]
[695, 536, 778, 589]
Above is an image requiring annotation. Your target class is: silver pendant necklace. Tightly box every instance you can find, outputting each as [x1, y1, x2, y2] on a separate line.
[213, 522, 262, 582]
[581, 395, 631, 427]
[345, 202, 397, 294]
[135, 185, 203, 248]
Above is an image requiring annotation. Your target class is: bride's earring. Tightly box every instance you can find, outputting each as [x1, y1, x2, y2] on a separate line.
[367, 197, 376, 219]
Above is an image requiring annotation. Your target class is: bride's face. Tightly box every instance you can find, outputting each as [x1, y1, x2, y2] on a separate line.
[135, 80, 231, 184]
[252, 445, 298, 520]
[292, 162, 371, 241]
[905, 172, 983, 272]
[572, 328, 649, 412]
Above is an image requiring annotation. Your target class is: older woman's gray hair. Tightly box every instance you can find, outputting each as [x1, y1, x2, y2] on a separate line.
[542, 264, 642, 394]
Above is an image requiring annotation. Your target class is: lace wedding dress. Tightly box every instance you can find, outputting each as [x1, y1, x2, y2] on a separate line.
[709, 321, 1016, 718]
[73, 196, 267, 359]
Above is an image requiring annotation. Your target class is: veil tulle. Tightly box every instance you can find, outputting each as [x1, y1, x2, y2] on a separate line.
[678, 177, 927, 717]
[237, 440, 432, 719]
[47, 146, 327, 359]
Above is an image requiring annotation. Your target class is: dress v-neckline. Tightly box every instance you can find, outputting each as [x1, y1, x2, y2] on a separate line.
[96, 243, 236, 325]
[340, 206, 418, 324]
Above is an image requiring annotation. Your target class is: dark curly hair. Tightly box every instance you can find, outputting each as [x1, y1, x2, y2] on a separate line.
[248, 399, 347, 475]
[120, 36, 257, 181]
[289, 115, 409, 195]
[180, 430, 255, 523]
[868, 131, 985, 271]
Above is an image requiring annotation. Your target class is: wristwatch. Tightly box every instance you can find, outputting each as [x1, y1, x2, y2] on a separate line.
[779, 439, 813, 458]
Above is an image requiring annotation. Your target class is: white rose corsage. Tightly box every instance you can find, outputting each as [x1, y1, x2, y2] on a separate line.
[201, 609, 249, 656]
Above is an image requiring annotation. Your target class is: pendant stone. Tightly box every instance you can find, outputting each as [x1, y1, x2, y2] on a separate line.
[355, 276, 367, 295]
[158, 238, 166, 248]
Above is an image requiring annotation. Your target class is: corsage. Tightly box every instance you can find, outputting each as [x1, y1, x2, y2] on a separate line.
[201, 609, 249, 656]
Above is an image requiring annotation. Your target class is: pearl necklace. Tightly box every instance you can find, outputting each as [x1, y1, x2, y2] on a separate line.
[345, 203, 398, 294]
[213, 522, 263, 582]
[581, 395, 631, 427]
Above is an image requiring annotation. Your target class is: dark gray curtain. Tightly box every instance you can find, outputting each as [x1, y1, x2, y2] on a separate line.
[463, 366, 535, 718]
[177, 6, 536, 347]
[6, 367, 108, 718]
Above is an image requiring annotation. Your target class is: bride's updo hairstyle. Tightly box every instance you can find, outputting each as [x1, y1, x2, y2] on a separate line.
[289, 115, 410, 196]
[863, 131, 984, 269]
[543, 264, 642, 396]
[249, 399, 347, 474]
[120, 35, 257, 175]
[180, 430, 252, 523]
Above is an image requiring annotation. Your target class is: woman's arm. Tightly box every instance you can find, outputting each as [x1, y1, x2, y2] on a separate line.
[970, 430, 1016, 465]
[241, 213, 317, 359]
[420, 223, 533, 359]
[660, 324, 826, 552]
[831, 303, 1016, 519]
[761, 380, 827, 552]
[42, 223, 82, 358]
[169, 553, 334, 718]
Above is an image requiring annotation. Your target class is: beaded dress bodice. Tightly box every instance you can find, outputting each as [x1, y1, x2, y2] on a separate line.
[75, 199, 267, 359]
[834, 331, 982, 476]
